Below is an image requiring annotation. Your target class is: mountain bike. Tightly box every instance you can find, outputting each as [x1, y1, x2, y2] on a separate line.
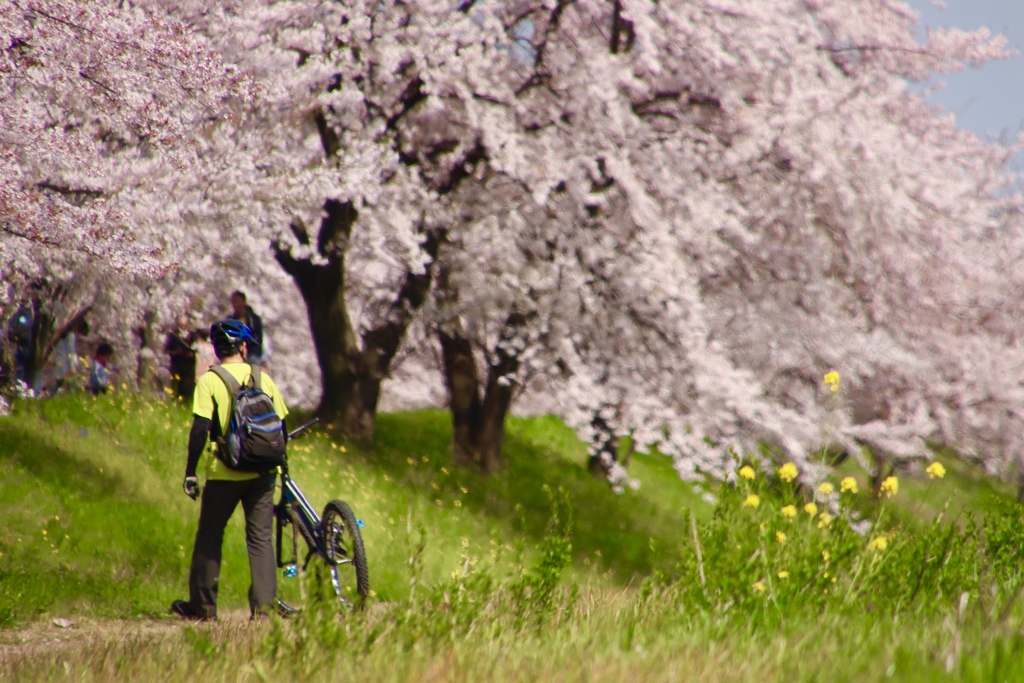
[275, 419, 369, 614]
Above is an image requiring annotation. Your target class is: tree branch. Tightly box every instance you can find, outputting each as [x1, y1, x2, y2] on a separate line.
[361, 226, 447, 375]
[36, 182, 104, 199]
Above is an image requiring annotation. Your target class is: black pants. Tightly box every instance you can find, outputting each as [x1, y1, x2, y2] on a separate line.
[187, 474, 276, 618]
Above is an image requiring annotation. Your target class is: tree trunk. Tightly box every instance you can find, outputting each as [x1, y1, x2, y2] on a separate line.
[275, 200, 442, 442]
[304, 270, 367, 437]
[438, 328, 481, 466]
[274, 199, 366, 438]
[134, 309, 158, 392]
[587, 412, 620, 479]
[23, 291, 91, 393]
[869, 448, 891, 495]
[476, 366, 517, 474]
[437, 312, 529, 473]
[275, 97, 473, 440]
[22, 298, 44, 392]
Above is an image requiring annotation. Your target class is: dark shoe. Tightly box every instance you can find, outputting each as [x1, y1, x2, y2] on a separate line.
[171, 600, 212, 621]
[276, 599, 300, 619]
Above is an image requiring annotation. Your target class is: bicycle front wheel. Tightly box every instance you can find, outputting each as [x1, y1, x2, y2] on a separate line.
[320, 499, 370, 610]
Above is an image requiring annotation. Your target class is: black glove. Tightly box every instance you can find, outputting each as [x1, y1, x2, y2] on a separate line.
[183, 476, 200, 501]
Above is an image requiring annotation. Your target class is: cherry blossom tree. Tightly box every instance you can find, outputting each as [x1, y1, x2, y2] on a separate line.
[403, 0, 1024, 479]
[1, 0, 252, 389]
[154, 0, 1020, 480]
[118, 0, 516, 437]
[8, 0, 1023, 492]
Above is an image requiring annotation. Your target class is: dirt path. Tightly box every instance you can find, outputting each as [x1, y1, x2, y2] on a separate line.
[0, 610, 253, 663]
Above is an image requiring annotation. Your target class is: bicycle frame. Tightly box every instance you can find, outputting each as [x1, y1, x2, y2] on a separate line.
[275, 467, 322, 571]
[273, 418, 357, 603]
[274, 417, 322, 571]
[278, 465, 360, 600]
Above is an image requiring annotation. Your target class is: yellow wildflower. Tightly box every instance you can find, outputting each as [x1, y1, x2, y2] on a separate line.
[822, 550, 830, 563]
[869, 536, 888, 552]
[739, 465, 756, 480]
[823, 371, 841, 392]
[776, 531, 787, 544]
[781, 505, 797, 518]
[817, 482, 834, 496]
[840, 477, 859, 494]
[778, 462, 799, 482]
[926, 462, 946, 479]
[777, 570, 790, 579]
[880, 476, 899, 498]
[743, 494, 761, 509]
[817, 512, 833, 529]
[804, 502, 818, 516]
[753, 581, 766, 593]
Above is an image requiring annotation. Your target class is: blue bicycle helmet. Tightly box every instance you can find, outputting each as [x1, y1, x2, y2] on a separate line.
[210, 318, 256, 359]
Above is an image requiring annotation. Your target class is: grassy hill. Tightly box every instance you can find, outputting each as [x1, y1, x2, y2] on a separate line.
[2, 393, 1024, 682]
[0, 393, 710, 625]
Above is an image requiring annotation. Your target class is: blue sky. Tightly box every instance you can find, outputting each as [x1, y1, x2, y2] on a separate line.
[905, 0, 1024, 169]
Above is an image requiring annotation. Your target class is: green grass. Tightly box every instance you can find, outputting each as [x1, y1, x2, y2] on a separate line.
[2, 393, 1024, 682]
[827, 445, 1016, 524]
[0, 394, 706, 625]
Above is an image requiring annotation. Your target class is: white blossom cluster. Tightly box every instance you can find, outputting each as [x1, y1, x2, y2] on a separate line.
[4, 0, 1023, 482]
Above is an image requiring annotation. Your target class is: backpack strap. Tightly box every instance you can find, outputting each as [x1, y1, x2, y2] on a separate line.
[248, 364, 263, 392]
[209, 366, 242, 445]
[211, 365, 242, 395]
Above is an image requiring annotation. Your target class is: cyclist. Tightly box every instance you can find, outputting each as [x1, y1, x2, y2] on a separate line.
[171, 319, 288, 621]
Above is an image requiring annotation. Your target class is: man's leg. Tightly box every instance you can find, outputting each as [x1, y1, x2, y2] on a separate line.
[240, 473, 277, 617]
[187, 480, 243, 619]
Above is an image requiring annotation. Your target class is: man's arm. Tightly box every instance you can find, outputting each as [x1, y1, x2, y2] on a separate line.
[186, 415, 211, 477]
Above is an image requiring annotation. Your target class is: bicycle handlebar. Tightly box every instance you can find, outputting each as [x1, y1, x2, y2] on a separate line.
[287, 418, 319, 441]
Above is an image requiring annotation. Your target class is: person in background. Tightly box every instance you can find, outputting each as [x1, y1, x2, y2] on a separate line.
[165, 313, 197, 401]
[193, 327, 217, 380]
[9, 303, 35, 390]
[52, 318, 88, 395]
[88, 343, 116, 395]
[228, 291, 265, 365]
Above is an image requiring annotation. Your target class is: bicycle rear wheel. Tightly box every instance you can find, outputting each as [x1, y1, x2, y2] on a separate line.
[321, 499, 370, 610]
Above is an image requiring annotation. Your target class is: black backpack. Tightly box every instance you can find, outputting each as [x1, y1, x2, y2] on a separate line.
[211, 365, 286, 472]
